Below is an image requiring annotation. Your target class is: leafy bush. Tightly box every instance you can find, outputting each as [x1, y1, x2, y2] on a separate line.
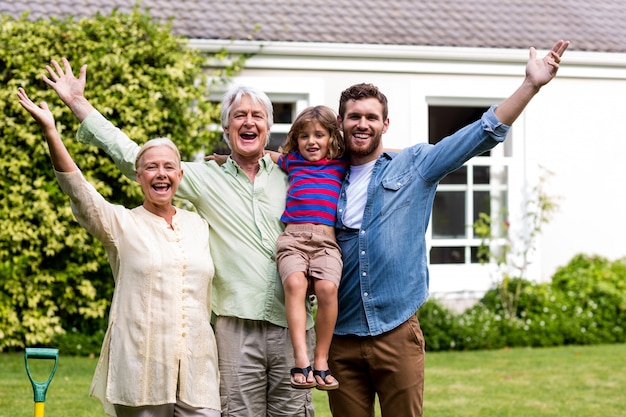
[418, 254, 626, 351]
[53, 327, 106, 357]
[417, 298, 458, 351]
[450, 303, 507, 350]
[551, 254, 626, 344]
[0, 9, 243, 351]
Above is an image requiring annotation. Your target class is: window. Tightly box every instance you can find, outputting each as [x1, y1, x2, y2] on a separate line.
[428, 105, 511, 265]
[266, 95, 305, 151]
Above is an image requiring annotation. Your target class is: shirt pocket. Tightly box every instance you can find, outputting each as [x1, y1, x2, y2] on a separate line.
[381, 171, 412, 217]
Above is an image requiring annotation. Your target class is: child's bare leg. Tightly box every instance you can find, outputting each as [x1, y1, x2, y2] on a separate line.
[284, 271, 314, 385]
[312, 279, 339, 387]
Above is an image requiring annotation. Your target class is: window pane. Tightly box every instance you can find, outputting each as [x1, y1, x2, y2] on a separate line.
[470, 246, 485, 263]
[428, 106, 487, 144]
[432, 191, 466, 238]
[430, 247, 465, 264]
[474, 166, 490, 184]
[473, 190, 491, 225]
[273, 102, 295, 124]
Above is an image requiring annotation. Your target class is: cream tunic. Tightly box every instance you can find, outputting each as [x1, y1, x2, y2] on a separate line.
[55, 170, 220, 416]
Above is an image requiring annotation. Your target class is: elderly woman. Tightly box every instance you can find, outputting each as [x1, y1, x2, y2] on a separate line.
[17, 87, 221, 417]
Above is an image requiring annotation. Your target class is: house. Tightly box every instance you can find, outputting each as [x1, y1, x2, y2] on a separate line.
[4, 0, 626, 307]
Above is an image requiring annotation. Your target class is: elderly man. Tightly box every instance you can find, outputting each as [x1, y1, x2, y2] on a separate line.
[43, 58, 315, 417]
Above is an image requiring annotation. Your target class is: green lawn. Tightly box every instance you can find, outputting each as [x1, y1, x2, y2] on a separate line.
[1, 343, 624, 417]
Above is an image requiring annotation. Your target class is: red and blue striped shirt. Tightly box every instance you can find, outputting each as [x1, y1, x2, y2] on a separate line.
[277, 152, 348, 226]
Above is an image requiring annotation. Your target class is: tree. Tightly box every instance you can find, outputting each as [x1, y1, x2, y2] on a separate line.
[0, 8, 245, 350]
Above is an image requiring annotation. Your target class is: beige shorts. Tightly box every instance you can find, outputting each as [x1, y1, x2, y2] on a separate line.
[276, 223, 343, 287]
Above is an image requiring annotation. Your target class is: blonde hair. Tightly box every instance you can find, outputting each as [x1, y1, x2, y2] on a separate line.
[135, 137, 181, 170]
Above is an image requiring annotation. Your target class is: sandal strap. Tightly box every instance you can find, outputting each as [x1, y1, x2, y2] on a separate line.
[313, 369, 333, 381]
[290, 365, 312, 377]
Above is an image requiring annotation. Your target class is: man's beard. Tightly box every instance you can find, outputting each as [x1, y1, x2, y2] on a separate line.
[345, 132, 382, 158]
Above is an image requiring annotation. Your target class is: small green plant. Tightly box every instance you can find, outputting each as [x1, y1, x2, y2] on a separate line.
[473, 165, 560, 319]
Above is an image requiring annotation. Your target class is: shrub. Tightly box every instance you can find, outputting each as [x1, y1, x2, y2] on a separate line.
[0, 9, 243, 351]
[550, 254, 626, 344]
[417, 254, 626, 351]
[417, 299, 458, 351]
[53, 327, 106, 357]
[451, 303, 507, 350]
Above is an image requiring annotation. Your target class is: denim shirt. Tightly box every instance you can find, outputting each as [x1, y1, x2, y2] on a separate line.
[334, 105, 510, 336]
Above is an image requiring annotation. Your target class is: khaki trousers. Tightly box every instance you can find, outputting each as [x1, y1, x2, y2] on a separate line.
[215, 316, 316, 417]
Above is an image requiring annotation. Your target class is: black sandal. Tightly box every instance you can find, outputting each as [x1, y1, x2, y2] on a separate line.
[290, 365, 316, 389]
[313, 369, 339, 390]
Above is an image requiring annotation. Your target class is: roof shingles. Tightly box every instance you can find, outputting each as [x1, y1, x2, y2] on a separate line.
[1, 0, 625, 52]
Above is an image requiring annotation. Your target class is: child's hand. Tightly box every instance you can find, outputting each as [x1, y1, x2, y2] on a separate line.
[264, 150, 281, 164]
[204, 153, 228, 166]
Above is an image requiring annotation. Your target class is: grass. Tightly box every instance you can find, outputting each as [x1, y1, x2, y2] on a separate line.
[1, 343, 624, 417]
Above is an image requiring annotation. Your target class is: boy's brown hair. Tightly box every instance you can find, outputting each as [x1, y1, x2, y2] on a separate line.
[281, 105, 344, 159]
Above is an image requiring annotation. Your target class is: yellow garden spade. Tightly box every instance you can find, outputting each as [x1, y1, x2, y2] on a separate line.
[24, 348, 59, 417]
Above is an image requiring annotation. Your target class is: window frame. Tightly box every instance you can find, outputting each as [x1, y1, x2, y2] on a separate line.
[422, 95, 524, 297]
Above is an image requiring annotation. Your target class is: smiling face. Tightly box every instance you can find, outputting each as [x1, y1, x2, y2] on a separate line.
[296, 121, 331, 162]
[223, 94, 270, 164]
[339, 97, 389, 165]
[135, 145, 183, 215]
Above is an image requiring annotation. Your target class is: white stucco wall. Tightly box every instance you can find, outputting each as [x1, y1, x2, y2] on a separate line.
[519, 72, 626, 279]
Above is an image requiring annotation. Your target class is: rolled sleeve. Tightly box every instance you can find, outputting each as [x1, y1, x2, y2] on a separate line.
[482, 105, 511, 141]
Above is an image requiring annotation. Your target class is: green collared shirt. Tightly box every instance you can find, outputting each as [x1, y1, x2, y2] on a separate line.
[77, 110, 311, 328]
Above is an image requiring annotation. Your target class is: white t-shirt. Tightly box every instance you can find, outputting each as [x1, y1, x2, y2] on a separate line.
[342, 160, 376, 229]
